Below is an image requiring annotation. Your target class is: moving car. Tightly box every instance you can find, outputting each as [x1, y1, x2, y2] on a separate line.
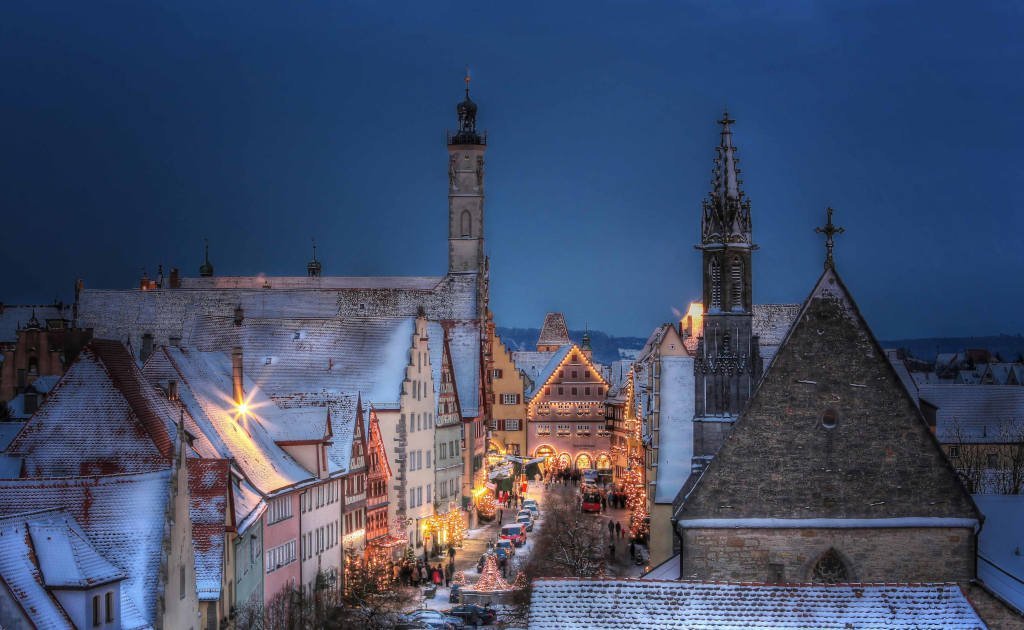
[522, 500, 540, 517]
[516, 513, 534, 531]
[516, 509, 534, 523]
[581, 488, 602, 513]
[445, 603, 498, 627]
[500, 522, 527, 546]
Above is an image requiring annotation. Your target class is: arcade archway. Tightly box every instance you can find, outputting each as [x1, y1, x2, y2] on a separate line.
[595, 453, 612, 470]
[575, 452, 593, 470]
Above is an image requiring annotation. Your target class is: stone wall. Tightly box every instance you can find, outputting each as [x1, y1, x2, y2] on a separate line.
[681, 526, 976, 583]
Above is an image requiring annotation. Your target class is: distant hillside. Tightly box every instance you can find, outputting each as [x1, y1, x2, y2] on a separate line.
[880, 334, 1024, 363]
[497, 327, 1024, 366]
[496, 327, 647, 365]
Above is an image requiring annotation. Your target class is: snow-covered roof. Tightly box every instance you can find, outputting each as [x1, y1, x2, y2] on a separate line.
[0, 304, 72, 343]
[29, 375, 62, 394]
[751, 303, 800, 346]
[447, 321, 481, 417]
[177, 275, 444, 290]
[9, 340, 177, 477]
[512, 350, 558, 388]
[188, 315, 414, 410]
[654, 356, 694, 504]
[0, 422, 26, 451]
[919, 385, 1024, 444]
[0, 455, 22, 477]
[232, 471, 265, 536]
[0, 470, 174, 629]
[145, 347, 314, 495]
[187, 458, 228, 601]
[537, 312, 571, 347]
[528, 579, 985, 629]
[641, 555, 680, 580]
[973, 494, 1024, 614]
[261, 406, 330, 444]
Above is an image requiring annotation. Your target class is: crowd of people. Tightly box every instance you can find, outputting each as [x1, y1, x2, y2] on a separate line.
[390, 546, 458, 589]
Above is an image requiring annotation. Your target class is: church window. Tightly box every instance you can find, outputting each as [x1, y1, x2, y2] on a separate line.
[460, 210, 472, 237]
[730, 256, 744, 311]
[709, 259, 722, 310]
[821, 408, 838, 430]
[811, 548, 849, 583]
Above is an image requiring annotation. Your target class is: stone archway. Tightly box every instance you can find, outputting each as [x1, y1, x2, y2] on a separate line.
[556, 453, 572, 470]
[595, 453, 612, 470]
[575, 452, 593, 470]
[534, 445, 556, 460]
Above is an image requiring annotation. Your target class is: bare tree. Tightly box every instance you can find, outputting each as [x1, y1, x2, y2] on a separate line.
[945, 417, 1024, 495]
[993, 418, 1024, 495]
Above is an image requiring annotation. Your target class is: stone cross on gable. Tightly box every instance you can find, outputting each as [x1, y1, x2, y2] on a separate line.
[814, 206, 845, 270]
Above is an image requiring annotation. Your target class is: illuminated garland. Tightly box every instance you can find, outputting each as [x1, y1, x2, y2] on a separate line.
[422, 506, 468, 548]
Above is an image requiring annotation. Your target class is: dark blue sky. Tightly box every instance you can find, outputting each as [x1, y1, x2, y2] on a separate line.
[1, 1, 1021, 338]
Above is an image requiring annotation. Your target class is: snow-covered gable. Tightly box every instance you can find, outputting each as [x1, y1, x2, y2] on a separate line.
[187, 458, 229, 602]
[973, 494, 1024, 614]
[512, 350, 557, 390]
[920, 385, 1024, 444]
[0, 511, 78, 629]
[145, 347, 313, 495]
[528, 579, 985, 629]
[0, 470, 175, 629]
[654, 356, 695, 504]
[524, 345, 572, 400]
[9, 340, 177, 478]
[188, 316, 414, 410]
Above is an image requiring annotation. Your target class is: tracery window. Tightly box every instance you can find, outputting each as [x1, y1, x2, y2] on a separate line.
[709, 258, 722, 310]
[730, 256, 744, 311]
[811, 548, 849, 583]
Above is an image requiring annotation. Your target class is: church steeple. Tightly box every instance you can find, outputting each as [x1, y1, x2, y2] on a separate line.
[447, 70, 487, 275]
[702, 111, 752, 246]
[306, 238, 322, 277]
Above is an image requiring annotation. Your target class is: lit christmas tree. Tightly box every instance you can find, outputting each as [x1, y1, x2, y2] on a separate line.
[474, 554, 512, 591]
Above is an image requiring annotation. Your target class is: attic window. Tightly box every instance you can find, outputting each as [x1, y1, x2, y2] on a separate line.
[264, 357, 273, 366]
[821, 408, 838, 430]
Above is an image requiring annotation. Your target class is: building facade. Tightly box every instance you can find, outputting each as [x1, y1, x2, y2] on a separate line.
[488, 323, 527, 457]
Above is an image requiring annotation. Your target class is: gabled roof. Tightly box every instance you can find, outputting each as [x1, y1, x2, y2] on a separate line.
[678, 267, 978, 523]
[528, 579, 985, 629]
[512, 350, 558, 387]
[919, 385, 1024, 444]
[9, 340, 177, 477]
[537, 312, 571, 347]
[187, 458, 229, 602]
[0, 470, 174, 629]
[188, 316, 414, 410]
[144, 347, 314, 495]
[446, 320, 481, 417]
[526, 345, 572, 400]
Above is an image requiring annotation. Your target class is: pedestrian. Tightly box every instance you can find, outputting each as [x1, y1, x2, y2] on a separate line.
[420, 563, 428, 585]
[607, 520, 615, 537]
[600, 495, 606, 512]
[615, 521, 622, 538]
[609, 541, 616, 561]
[445, 562, 453, 587]
[448, 545, 456, 562]
[629, 539, 636, 559]
[499, 508, 503, 523]
[392, 562, 401, 585]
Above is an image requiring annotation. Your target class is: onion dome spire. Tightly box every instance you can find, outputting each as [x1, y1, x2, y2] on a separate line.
[701, 110, 752, 245]
[199, 238, 214, 277]
[448, 67, 485, 146]
[307, 238, 322, 277]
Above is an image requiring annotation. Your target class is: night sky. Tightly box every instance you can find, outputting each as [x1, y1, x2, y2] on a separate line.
[1, 2, 1021, 338]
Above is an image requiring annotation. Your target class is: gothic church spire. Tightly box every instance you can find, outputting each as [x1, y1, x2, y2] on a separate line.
[702, 111, 752, 245]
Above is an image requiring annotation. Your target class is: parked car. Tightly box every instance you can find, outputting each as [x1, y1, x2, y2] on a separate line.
[495, 538, 516, 557]
[445, 603, 498, 627]
[500, 523, 527, 546]
[516, 513, 534, 531]
[402, 609, 465, 630]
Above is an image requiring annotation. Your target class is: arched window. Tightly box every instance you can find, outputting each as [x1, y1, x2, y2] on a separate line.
[460, 210, 472, 237]
[730, 256, 744, 311]
[811, 548, 849, 583]
[709, 258, 722, 311]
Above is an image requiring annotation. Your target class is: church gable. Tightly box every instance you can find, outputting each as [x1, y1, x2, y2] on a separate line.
[680, 267, 978, 522]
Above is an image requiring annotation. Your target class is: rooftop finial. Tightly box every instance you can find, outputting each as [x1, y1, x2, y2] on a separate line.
[450, 68, 484, 145]
[464, 65, 471, 97]
[307, 237, 322, 277]
[199, 238, 214, 277]
[814, 207, 845, 270]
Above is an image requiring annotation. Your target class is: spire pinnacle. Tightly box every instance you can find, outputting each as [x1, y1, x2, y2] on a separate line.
[701, 111, 751, 245]
[814, 207, 845, 270]
[464, 65, 471, 98]
[199, 238, 214, 277]
[307, 237, 322, 277]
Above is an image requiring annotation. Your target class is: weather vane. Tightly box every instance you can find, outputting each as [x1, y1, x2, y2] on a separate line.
[814, 207, 844, 270]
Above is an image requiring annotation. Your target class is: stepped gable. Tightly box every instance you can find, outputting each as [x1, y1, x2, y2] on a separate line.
[678, 267, 978, 522]
[536, 312, 571, 348]
[9, 340, 176, 477]
[187, 458, 229, 603]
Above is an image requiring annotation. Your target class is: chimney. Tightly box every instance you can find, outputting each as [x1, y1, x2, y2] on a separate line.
[169, 268, 181, 289]
[231, 346, 244, 406]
